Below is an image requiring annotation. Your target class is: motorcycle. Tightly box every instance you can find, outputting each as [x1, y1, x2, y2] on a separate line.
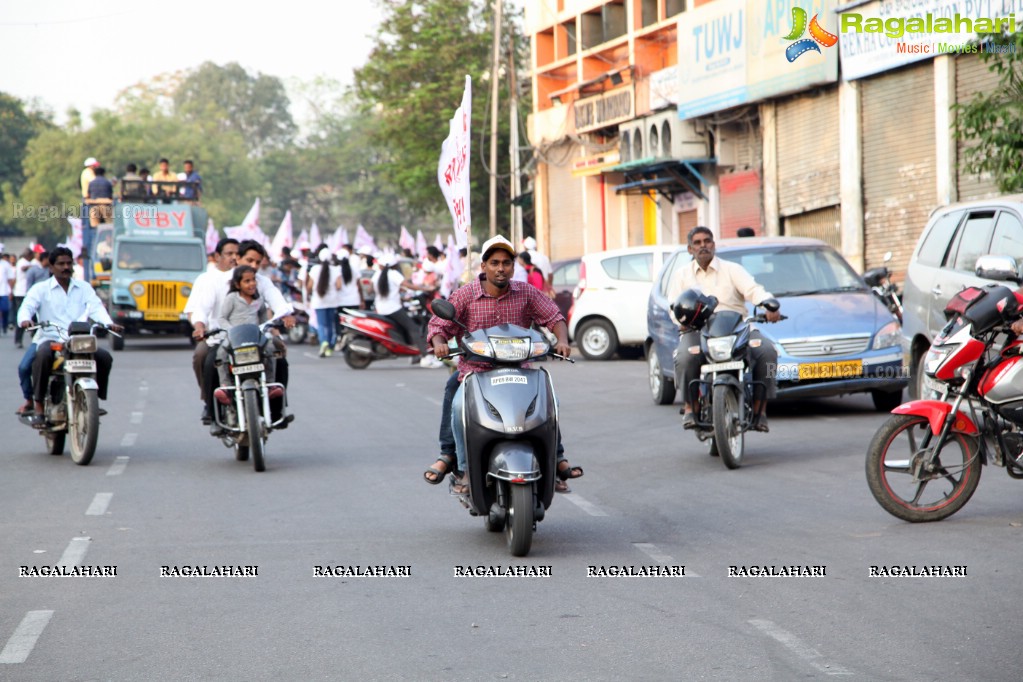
[865, 255, 1023, 522]
[863, 251, 903, 322]
[279, 281, 312, 345]
[337, 291, 433, 369]
[19, 321, 120, 465]
[206, 320, 291, 472]
[431, 299, 572, 557]
[677, 291, 784, 469]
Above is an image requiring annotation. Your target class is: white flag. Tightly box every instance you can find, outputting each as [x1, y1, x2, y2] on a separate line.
[295, 228, 310, 251]
[269, 211, 293, 261]
[67, 217, 83, 259]
[354, 225, 376, 251]
[309, 222, 322, 249]
[416, 230, 428, 258]
[205, 218, 219, 254]
[442, 233, 465, 298]
[399, 226, 415, 252]
[437, 75, 472, 247]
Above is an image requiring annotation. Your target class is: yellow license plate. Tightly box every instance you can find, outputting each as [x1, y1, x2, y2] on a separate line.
[798, 360, 863, 380]
[144, 311, 181, 322]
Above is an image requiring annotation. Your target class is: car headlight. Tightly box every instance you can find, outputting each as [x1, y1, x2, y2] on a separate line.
[923, 344, 957, 377]
[130, 283, 145, 297]
[706, 335, 737, 362]
[68, 335, 97, 353]
[181, 285, 192, 297]
[233, 347, 261, 366]
[872, 321, 902, 350]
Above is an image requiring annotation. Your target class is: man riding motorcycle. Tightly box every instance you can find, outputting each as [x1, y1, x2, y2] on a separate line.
[666, 227, 781, 432]
[422, 235, 583, 494]
[17, 247, 123, 423]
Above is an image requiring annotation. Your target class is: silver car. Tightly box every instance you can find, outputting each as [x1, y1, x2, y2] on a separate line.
[902, 195, 1023, 398]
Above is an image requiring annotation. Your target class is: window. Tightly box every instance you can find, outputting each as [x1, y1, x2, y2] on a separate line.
[642, 0, 658, 27]
[666, 0, 686, 18]
[552, 260, 580, 287]
[618, 253, 654, 282]
[915, 209, 963, 267]
[659, 250, 693, 296]
[949, 211, 996, 272]
[991, 211, 1023, 266]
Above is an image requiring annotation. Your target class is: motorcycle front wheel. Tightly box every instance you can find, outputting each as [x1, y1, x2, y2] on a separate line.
[243, 390, 266, 472]
[506, 484, 534, 557]
[865, 414, 981, 522]
[712, 384, 744, 469]
[70, 388, 99, 465]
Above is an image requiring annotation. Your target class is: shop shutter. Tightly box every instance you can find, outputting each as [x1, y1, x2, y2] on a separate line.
[719, 169, 762, 238]
[782, 206, 841, 250]
[546, 146, 586, 260]
[776, 87, 840, 217]
[956, 53, 1003, 201]
[861, 61, 936, 279]
[677, 209, 698, 242]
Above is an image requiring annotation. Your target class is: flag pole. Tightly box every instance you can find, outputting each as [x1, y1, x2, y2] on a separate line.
[488, 0, 503, 239]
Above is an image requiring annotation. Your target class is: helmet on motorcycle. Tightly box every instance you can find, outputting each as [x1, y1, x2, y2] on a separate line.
[673, 289, 717, 330]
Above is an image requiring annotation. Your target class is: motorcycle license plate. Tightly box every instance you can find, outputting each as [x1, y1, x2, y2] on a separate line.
[65, 359, 96, 373]
[701, 360, 744, 374]
[231, 363, 264, 375]
[798, 359, 862, 380]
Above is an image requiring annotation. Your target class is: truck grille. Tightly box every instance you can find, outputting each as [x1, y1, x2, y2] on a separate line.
[147, 283, 177, 311]
[779, 335, 870, 357]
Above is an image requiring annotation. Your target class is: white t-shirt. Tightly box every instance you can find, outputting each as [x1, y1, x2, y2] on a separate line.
[308, 264, 342, 309]
[529, 249, 552, 280]
[371, 268, 406, 315]
[336, 261, 362, 308]
[13, 257, 31, 296]
[0, 259, 14, 296]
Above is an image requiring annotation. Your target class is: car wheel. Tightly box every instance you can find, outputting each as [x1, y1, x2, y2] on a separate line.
[576, 319, 618, 361]
[648, 349, 676, 405]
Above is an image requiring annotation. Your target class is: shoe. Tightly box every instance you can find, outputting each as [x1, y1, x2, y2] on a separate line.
[410, 356, 421, 366]
[318, 341, 328, 357]
[324, 346, 333, 357]
[97, 408, 108, 417]
[277, 413, 295, 429]
[682, 411, 697, 430]
[420, 355, 443, 369]
[555, 479, 571, 493]
[201, 406, 212, 425]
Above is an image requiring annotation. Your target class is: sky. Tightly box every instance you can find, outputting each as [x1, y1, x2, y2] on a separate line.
[0, 1, 385, 126]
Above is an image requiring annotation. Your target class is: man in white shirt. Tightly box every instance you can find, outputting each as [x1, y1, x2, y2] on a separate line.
[0, 253, 14, 335]
[666, 226, 781, 432]
[13, 249, 33, 348]
[18, 247, 123, 422]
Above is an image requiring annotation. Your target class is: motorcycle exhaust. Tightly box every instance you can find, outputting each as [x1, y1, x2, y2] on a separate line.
[348, 339, 373, 355]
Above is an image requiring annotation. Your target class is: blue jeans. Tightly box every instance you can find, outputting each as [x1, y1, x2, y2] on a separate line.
[314, 307, 337, 346]
[438, 371, 459, 457]
[81, 215, 95, 278]
[19, 343, 37, 400]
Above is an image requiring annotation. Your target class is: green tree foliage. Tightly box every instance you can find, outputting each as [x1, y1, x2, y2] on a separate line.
[174, 62, 297, 157]
[0, 93, 53, 233]
[954, 33, 1023, 193]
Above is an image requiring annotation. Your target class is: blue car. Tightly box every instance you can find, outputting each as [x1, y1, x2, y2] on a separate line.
[646, 237, 907, 411]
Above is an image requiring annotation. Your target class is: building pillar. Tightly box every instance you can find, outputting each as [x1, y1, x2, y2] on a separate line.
[761, 101, 780, 237]
[839, 78, 864, 271]
[934, 55, 957, 206]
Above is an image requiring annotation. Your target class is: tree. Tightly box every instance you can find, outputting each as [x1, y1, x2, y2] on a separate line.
[954, 32, 1023, 193]
[173, 62, 297, 157]
[0, 92, 53, 233]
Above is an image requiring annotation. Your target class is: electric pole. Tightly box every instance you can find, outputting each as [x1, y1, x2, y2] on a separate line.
[488, 0, 503, 238]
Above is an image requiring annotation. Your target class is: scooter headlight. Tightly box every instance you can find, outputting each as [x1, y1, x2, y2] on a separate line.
[706, 335, 737, 362]
[491, 337, 531, 362]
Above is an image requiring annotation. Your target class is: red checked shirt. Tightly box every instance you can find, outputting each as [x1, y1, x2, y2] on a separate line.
[428, 274, 565, 381]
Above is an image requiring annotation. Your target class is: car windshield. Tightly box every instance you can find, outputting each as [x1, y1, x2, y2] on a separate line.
[115, 241, 205, 272]
[719, 246, 866, 297]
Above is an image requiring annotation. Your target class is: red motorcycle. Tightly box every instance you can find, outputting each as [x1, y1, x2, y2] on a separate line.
[866, 256, 1023, 522]
[337, 292, 432, 369]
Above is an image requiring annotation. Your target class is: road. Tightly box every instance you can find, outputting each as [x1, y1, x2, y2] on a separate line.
[2, 335, 1022, 680]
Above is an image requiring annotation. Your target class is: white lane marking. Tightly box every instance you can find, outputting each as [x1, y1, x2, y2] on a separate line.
[423, 396, 442, 406]
[139, 380, 149, 394]
[749, 619, 853, 676]
[106, 456, 130, 476]
[130, 412, 143, 425]
[561, 493, 608, 517]
[0, 611, 55, 664]
[119, 433, 137, 447]
[633, 543, 699, 576]
[85, 493, 113, 516]
[302, 352, 319, 360]
[58, 537, 91, 567]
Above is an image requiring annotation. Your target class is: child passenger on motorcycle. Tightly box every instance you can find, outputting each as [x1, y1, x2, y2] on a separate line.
[215, 266, 277, 388]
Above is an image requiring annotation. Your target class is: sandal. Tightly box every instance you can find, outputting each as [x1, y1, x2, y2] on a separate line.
[424, 454, 455, 485]
[557, 462, 584, 481]
[555, 479, 571, 494]
[450, 475, 469, 495]
[15, 403, 34, 416]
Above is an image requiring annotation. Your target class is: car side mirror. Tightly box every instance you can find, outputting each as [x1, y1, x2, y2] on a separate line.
[862, 267, 888, 287]
[431, 299, 456, 320]
[975, 254, 1022, 284]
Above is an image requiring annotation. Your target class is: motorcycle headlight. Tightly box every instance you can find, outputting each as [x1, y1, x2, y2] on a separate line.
[68, 335, 97, 354]
[872, 320, 902, 350]
[491, 337, 531, 362]
[706, 335, 737, 362]
[233, 346, 261, 366]
[923, 344, 957, 377]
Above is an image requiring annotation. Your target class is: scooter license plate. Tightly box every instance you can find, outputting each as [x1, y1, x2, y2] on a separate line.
[65, 359, 97, 373]
[232, 363, 264, 375]
[701, 360, 744, 374]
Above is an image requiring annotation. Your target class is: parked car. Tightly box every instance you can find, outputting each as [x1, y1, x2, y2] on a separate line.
[569, 245, 676, 360]
[646, 237, 907, 411]
[551, 257, 581, 319]
[902, 195, 1023, 398]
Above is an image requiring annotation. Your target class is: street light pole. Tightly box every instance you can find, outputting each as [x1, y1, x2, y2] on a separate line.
[488, 0, 503, 239]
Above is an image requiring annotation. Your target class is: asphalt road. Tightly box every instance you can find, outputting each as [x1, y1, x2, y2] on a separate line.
[2, 334, 1022, 680]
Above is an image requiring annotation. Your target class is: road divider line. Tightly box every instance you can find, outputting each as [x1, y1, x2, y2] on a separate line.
[749, 619, 853, 676]
[85, 493, 113, 516]
[58, 537, 91, 567]
[139, 380, 149, 394]
[119, 433, 137, 447]
[106, 456, 129, 476]
[0, 611, 54, 664]
[562, 494, 608, 517]
[130, 412, 143, 425]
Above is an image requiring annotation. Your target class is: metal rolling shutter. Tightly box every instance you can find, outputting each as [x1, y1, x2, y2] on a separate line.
[719, 169, 762, 238]
[956, 53, 1002, 201]
[677, 209, 697, 242]
[546, 146, 586, 260]
[776, 88, 840, 219]
[861, 61, 936, 278]
[782, 206, 841, 249]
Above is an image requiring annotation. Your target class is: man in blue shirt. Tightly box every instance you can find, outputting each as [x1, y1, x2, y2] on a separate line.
[182, 159, 202, 201]
[18, 247, 122, 423]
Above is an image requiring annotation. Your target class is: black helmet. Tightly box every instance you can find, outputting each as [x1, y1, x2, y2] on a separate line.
[673, 289, 717, 329]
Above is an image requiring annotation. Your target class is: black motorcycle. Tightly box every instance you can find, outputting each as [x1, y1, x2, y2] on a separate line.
[863, 251, 903, 322]
[431, 299, 572, 557]
[19, 321, 119, 465]
[206, 321, 291, 472]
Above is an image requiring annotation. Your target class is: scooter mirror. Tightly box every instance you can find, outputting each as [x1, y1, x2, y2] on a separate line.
[432, 299, 456, 321]
[883, 251, 893, 263]
[761, 298, 780, 313]
[862, 267, 887, 287]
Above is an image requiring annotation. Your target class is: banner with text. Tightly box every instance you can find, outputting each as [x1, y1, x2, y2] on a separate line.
[438, 75, 472, 248]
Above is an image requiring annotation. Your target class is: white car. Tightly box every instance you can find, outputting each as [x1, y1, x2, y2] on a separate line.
[569, 245, 675, 360]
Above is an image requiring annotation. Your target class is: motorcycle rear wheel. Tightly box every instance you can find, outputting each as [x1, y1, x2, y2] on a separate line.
[70, 388, 99, 466]
[506, 484, 534, 557]
[712, 384, 744, 469]
[343, 348, 373, 370]
[244, 390, 266, 472]
[865, 414, 981, 522]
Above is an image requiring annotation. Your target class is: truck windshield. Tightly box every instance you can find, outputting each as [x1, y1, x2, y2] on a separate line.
[116, 242, 204, 272]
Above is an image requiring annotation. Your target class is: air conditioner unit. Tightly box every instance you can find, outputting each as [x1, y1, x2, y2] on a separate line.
[619, 110, 709, 163]
[617, 120, 646, 163]
[715, 130, 738, 168]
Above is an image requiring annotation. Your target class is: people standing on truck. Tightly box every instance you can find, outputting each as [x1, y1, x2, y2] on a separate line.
[181, 160, 202, 201]
[121, 163, 144, 199]
[87, 167, 115, 228]
[138, 167, 152, 196]
[80, 157, 100, 276]
[152, 158, 177, 200]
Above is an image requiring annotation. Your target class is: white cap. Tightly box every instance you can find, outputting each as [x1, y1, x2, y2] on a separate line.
[523, 236, 537, 250]
[357, 245, 373, 256]
[481, 235, 516, 261]
[380, 253, 398, 267]
[84, 157, 98, 167]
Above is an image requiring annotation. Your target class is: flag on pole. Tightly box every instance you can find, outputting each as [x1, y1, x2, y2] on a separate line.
[327, 227, 345, 252]
[415, 230, 428, 258]
[437, 75, 472, 247]
[354, 225, 376, 252]
[269, 211, 293, 261]
[339, 227, 350, 246]
[295, 228, 310, 251]
[442, 233, 465, 298]
[205, 218, 219, 254]
[309, 222, 322, 249]
[224, 198, 265, 244]
[434, 233, 445, 252]
[399, 226, 415, 253]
